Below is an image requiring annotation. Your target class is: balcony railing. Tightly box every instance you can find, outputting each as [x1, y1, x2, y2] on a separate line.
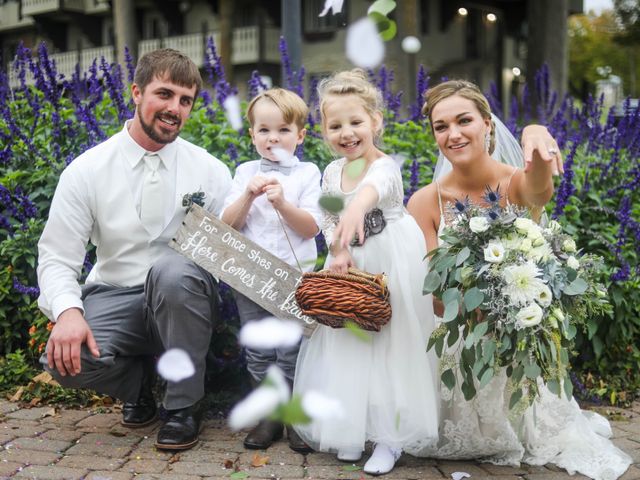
[22, 0, 84, 16]
[6, 26, 281, 88]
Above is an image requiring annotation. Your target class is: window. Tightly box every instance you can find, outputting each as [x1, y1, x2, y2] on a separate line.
[302, 0, 348, 38]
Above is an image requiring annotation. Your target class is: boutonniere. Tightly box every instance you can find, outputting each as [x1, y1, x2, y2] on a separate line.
[182, 190, 206, 211]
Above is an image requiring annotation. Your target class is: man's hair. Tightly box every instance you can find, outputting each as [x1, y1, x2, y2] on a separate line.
[133, 48, 203, 98]
[246, 88, 309, 130]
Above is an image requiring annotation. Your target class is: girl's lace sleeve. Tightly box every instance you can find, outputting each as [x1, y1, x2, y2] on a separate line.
[360, 157, 404, 208]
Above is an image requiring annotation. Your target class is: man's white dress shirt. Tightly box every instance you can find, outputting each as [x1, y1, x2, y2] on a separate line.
[37, 123, 232, 321]
[222, 157, 322, 272]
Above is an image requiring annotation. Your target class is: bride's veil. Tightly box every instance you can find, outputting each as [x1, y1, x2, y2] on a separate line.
[432, 113, 524, 182]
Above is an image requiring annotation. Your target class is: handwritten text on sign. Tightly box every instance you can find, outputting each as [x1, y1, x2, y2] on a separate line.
[169, 205, 317, 336]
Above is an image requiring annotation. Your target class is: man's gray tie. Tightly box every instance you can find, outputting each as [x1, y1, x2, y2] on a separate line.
[140, 153, 164, 237]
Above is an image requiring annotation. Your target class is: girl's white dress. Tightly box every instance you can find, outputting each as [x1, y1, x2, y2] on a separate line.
[411, 182, 633, 480]
[293, 156, 440, 454]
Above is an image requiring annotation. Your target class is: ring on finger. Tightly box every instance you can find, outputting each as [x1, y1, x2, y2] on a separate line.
[548, 147, 558, 155]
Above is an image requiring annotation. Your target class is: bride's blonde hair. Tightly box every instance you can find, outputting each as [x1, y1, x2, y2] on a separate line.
[317, 69, 384, 141]
[422, 80, 496, 154]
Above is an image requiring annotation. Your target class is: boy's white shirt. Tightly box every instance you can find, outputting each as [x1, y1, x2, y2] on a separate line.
[222, 157, 322, 272]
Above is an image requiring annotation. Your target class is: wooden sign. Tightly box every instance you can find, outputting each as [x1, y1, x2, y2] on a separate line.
[169, 205, 317, 336]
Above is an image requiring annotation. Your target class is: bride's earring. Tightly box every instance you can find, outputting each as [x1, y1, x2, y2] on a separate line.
[484, 132, 491, 152]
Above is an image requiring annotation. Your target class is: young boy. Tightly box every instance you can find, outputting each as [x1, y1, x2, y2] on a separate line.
[221, 88, 322, 452]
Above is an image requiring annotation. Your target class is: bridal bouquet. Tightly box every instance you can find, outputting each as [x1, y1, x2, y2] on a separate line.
[425, 187, 611, 409]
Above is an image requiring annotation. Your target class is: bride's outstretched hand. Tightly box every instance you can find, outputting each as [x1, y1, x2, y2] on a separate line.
[521, 125, 564, 176]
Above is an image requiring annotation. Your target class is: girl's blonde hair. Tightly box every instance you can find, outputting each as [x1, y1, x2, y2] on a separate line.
[317, 69, 384, 140]
[422, 79, 496, 154]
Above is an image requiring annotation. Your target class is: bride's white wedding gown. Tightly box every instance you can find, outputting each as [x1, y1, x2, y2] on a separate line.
[406, 182, 632, 480]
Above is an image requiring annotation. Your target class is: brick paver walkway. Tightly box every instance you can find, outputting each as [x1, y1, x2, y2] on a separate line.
[1, 399, 639, 480]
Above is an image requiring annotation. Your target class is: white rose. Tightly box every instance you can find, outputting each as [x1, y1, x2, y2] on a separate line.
[537, 284, 553, 307]
[518, 238, 533, 253]
[527, 224, 542, 241]
[562, 238, 577, 253]
[515, 217, 536, 234]
[469, 216, 490, 233]
[484, 242, 505, 263]
[516, 303, 543, 328]
[566, 255, 580, 270]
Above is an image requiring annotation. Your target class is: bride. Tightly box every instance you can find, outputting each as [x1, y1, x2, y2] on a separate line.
[406, 79, 632, 480]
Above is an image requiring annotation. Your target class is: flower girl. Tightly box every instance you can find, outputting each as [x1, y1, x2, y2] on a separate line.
[292, 69, 440, 475]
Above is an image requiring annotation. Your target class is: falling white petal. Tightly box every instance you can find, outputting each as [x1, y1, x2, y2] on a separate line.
[346, 17, 385, 69]
[157, 348, 195, 382]
[319, 0, 344, 16]
[401, 36, 422, 54]
[270, 147, 295, 167]
[451, 473, 471, 480]
[223, 95, 243, 130]
[265, 365, 291, 403]
[239, 316, 303, 349]
[301, 391, 345, 421]
[228, 387, 280, 430]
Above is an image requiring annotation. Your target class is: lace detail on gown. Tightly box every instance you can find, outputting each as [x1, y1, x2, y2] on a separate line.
[411, 183, 633, 480]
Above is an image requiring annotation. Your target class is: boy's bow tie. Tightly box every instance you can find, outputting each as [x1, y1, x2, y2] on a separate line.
[260, 158, 292, 175]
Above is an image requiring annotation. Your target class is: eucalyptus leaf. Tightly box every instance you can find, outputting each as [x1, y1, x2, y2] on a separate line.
[563, 377, 574, 399]
[423, 270, 440, 294]
[524, 363, 541, 380]
[564, 277, 588, 296]
[566, 324, 577, 340]
[464, 287, 484, 311]
[482, 339, 497, 363]
[547, 378, 561, 396]
[479, 367, 494, 388]
[456, 246, 471, 266]
[443, 299, 459, 323]
[511, 365, 525, 383]
[344, 158, 366, 179]
[441, 369, 456, 390]
[461, 380, 476, 401]
[434, 334, 445, 357]
[442, 288, 459, 306]
[509, 388, 523, 409]
[464, 330, 476, 350]
[318, 195, 344, 214]
[447, 324, 460, 347]
[473, 321, 489, 338]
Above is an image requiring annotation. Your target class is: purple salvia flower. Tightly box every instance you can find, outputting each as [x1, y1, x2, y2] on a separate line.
[247, 70, 268, 100]
[408, 65, 429, 122]
[124, 46, 135, 84]
[12, 277, 40, 297]
[552, 137, 579, 219]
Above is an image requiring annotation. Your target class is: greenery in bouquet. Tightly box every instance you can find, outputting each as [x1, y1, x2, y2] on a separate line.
[424, 187, 612, 410]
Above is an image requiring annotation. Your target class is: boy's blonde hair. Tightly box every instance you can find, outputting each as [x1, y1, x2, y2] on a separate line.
[317, 69, 384, 139]
[246, 88, 309, 130]
[422, 79, 496, 154]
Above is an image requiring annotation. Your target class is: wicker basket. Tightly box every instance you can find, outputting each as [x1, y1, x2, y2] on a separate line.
[295, 268, 391, 332]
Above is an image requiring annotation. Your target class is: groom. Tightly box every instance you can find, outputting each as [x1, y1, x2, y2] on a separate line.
[37, 48, 231, 451]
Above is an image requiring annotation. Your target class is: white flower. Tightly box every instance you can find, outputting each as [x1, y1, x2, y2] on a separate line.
[319, 0, 344, 16]
[527, 225, 544, 241]
[484, 241, 505, 263]
[222, 95, 243, 130]
[264, 365, 291, 403]
[552, 307, 565, 322]
[562, 238, 577, 253]
[301, 391, 346, 421]
[502, 261, 547, 306]
[228, 387, 280, 431]
[157, 348, 195, 382]
[516, 303, 543, 328]
[567, 255, 580, 270]
[537, 284, 553, 307]
[518, 238, 533, 253]
[515, 217, 536, 234]
[528, 242, 554, 262]
[531, 235, 546, 247]
[346, 17, 385, 69]
[239, 316, 302, 349]
[469, 216, 490, 233]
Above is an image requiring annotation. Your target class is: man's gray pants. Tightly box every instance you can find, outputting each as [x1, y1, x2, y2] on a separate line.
[41, 252, 218, 410]
[233, 291, 300, 385]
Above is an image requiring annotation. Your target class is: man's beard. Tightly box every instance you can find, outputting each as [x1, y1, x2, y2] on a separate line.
[138, 109, 181, 145]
